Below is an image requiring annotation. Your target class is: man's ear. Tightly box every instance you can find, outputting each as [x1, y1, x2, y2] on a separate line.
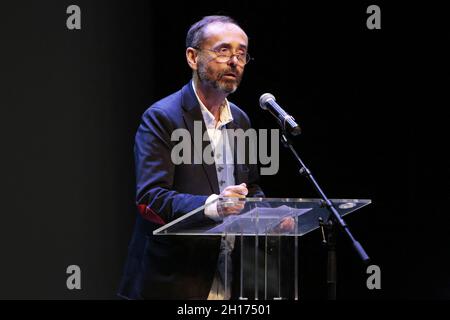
[186, 48, 198, 71]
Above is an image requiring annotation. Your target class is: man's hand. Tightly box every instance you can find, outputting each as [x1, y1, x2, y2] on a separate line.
[217, 183, 248, 218]
[276, 216, 296, 233]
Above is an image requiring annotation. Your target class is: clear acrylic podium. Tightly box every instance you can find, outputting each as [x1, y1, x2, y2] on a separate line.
[154, 197, 371, 300]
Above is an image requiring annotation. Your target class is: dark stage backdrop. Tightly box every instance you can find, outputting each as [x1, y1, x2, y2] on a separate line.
[0, 1, 448, 299]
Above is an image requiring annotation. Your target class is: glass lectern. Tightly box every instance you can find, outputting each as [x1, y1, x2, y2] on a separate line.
[154, 197, 371, 300]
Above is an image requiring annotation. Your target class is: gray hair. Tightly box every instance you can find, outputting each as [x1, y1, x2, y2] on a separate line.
[185, 15, 240, 48]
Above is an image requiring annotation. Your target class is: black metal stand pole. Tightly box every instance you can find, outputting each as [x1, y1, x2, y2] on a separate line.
[319, 217, 337, 300]
[280, 132, 370, 263]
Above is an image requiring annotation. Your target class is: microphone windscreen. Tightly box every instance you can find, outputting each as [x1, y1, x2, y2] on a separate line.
[259, 93, 276, 110]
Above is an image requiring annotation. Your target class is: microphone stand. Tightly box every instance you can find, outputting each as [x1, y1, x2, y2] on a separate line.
[279, 126, 370, 300]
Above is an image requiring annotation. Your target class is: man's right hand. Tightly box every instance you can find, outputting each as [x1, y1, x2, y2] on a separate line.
[217, 183, 248, 218]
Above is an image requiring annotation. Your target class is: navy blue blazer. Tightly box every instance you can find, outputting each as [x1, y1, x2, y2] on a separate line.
[118, 81, 264, 299]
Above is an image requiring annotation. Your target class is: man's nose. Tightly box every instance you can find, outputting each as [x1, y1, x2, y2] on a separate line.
[228, 55, 239, 66]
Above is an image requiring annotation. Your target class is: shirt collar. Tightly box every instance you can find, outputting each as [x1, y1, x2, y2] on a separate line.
[191, 81, 233, 129]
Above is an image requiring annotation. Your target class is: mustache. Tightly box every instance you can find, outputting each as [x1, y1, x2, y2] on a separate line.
[218, 68, 241, 78]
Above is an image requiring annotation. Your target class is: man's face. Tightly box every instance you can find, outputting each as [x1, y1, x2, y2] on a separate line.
[196, 22, 249, 94]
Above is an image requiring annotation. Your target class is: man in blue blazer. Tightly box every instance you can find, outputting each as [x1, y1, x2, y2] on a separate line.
[118, 15, 264, 299]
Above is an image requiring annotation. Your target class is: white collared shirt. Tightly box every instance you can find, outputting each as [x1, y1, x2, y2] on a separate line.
[192, 81, 236, 300]
[192, 81, 236, 221]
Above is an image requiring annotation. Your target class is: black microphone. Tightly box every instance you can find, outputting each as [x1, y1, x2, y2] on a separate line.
[259, 93, 301, 136]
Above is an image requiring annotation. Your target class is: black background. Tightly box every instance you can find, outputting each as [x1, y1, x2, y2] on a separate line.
[0, 1, 448, 299]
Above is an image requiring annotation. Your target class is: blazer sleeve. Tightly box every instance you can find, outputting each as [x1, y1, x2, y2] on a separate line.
[134, 106, 208, 224]
[240, 111, 265, 199]
[247, 163, 265, 198]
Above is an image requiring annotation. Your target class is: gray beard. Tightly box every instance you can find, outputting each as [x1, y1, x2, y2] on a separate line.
[196, 69, 238, 94]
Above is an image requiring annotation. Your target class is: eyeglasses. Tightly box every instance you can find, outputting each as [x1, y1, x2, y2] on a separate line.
[194, 47, 253, 65]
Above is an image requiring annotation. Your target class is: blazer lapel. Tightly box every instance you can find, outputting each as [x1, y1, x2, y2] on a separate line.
[181, 82, 220, 195]
[226, 119, 247, 185]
